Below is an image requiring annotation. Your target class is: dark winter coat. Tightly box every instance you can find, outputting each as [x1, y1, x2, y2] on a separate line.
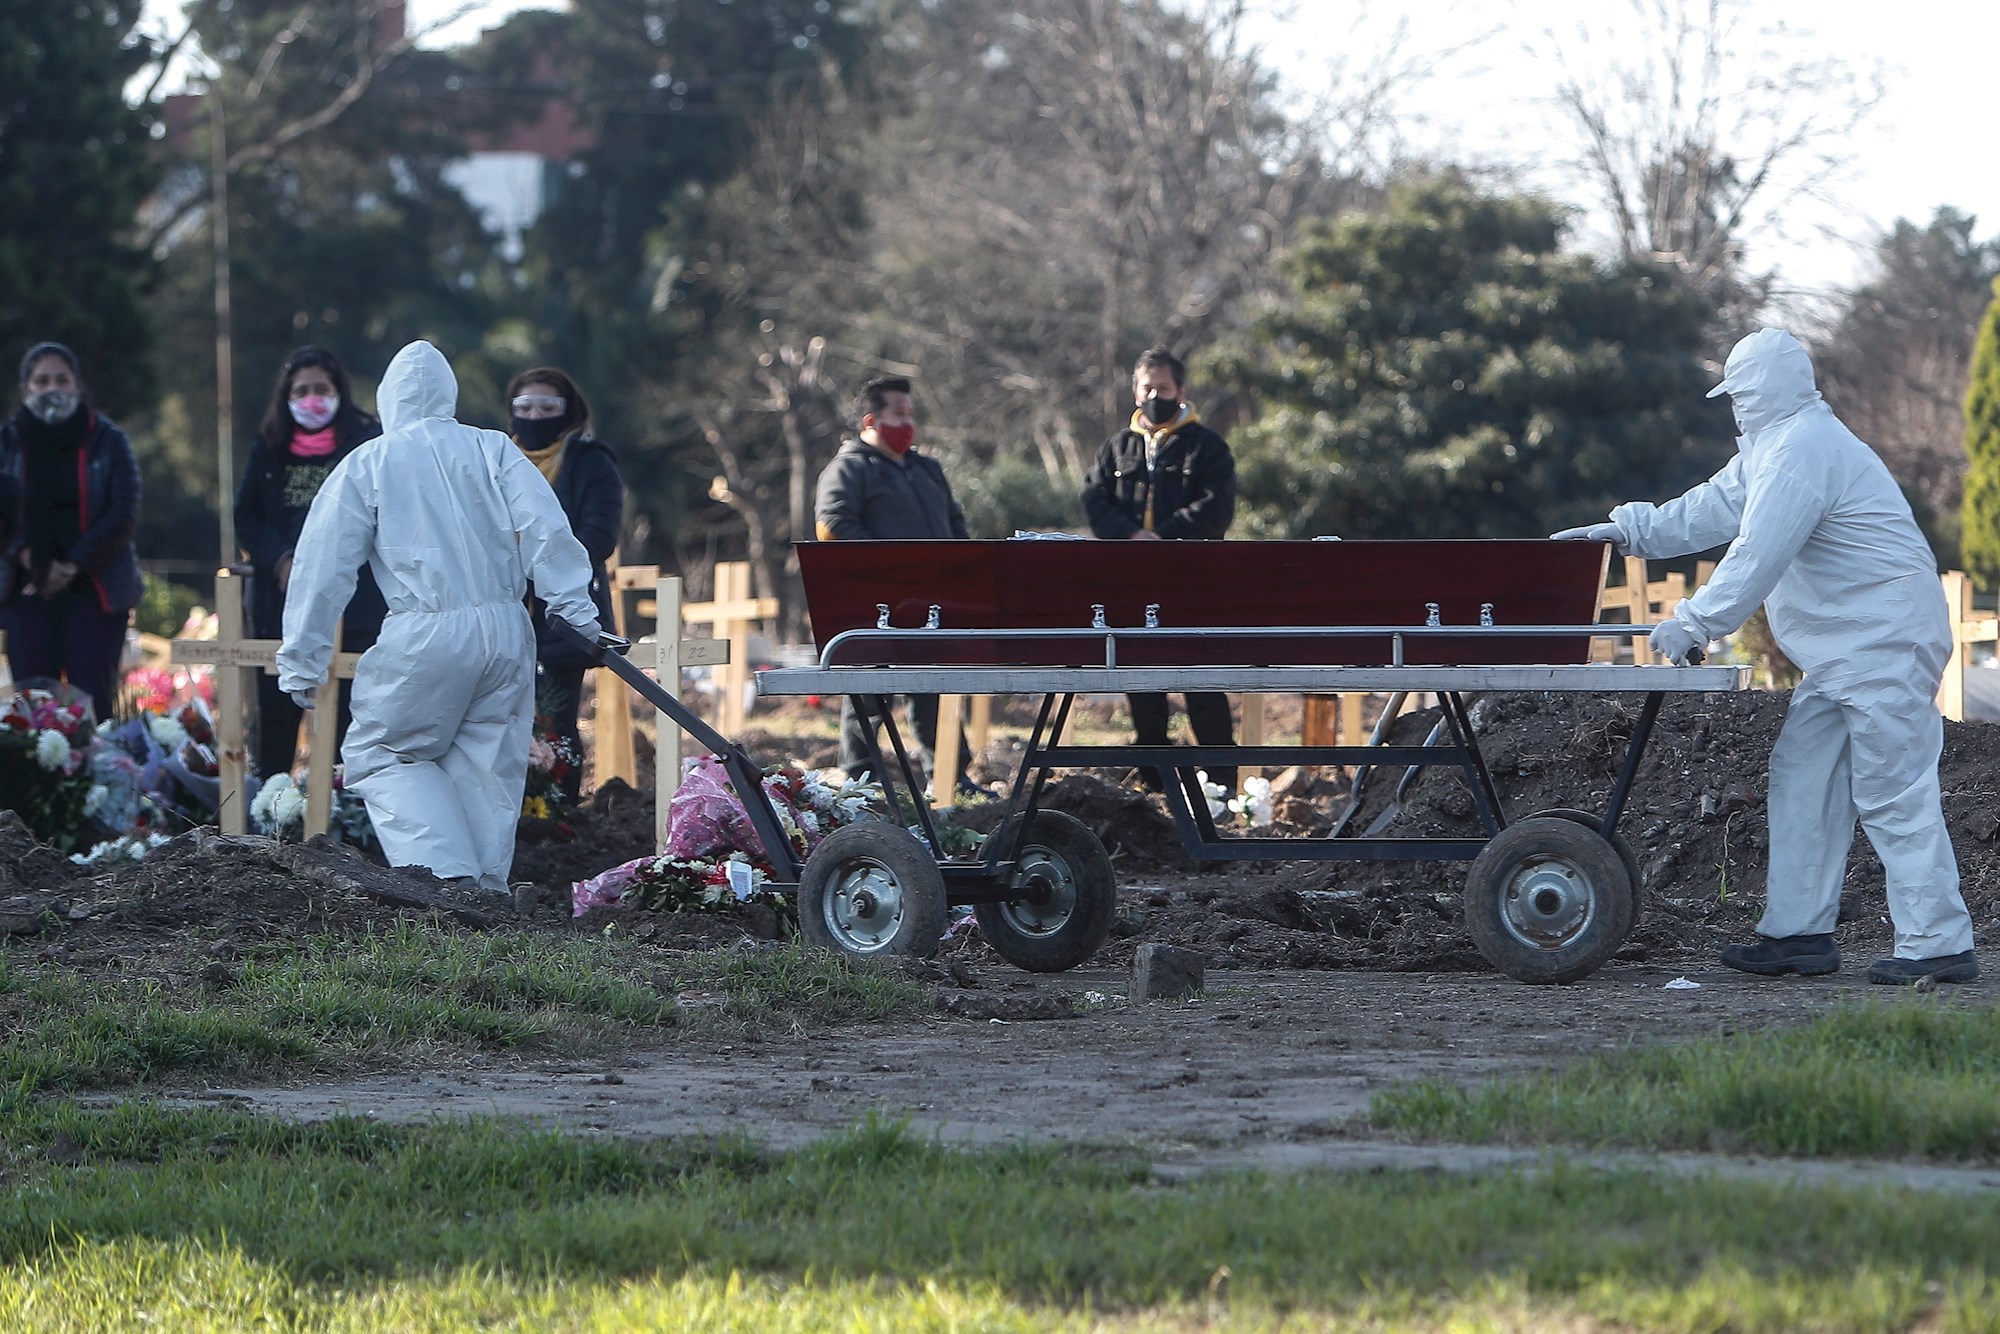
[813, 438, 969, 541]
[1080, 420, 1236, 540]
[234, 414, 388, 643]
[529, 434, 624, 670]
[0, 409, 143, 611]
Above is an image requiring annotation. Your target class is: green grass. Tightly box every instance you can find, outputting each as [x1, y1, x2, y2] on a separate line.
[1373, 997, 2000, 1159]
[3, 1104, 2000, 1329]
[0, 930, 925, 1092]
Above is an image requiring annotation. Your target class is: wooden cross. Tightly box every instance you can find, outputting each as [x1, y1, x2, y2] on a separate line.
[677, 561, 777, 736]
[1938, 570, 1999, 722]
[171, 567, 358, 837]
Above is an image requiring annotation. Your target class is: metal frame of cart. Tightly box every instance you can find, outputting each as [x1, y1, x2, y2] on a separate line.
[580, 623, 1747, 984]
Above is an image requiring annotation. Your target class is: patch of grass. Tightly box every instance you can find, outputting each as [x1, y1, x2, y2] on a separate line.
[0, 929, 923, 1092]
[3, 1106, 2000, 1329]
[680, 941, 928, 1027]
[1373, 997, 2000, 1159]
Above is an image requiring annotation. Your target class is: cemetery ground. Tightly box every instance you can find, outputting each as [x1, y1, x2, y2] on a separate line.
[3, 691, 2000, 1327]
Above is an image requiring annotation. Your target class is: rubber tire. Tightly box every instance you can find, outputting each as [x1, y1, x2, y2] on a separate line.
[798, 822, 948, 960]
[1533, 808, 1645, 925]
[1463, 816, 1635, 985]
[974, 811, 1118, 974]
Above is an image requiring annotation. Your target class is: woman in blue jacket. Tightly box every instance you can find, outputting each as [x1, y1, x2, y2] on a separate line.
[506, 367, 624, 801]
[235, 347, 387, 779]
[0, 343, 142, 721]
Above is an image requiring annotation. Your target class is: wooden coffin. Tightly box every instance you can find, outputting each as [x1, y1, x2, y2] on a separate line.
[797, 539, 1611, 668]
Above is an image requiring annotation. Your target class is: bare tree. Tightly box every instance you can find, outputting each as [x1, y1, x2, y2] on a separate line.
[857, 0, 1371, 495]
[140, 0, 481, 251]
[1541, 0, 1883, 318]
[1816, 209, 2000, 551]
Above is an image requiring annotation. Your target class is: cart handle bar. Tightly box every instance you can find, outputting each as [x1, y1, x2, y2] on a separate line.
[821, 622, 1695, 669]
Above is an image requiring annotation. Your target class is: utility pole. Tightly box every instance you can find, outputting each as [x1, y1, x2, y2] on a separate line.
[211, 92, 236, 568]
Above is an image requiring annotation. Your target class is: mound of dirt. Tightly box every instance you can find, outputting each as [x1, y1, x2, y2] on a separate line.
[1066, 691, 2000, 971]
[11, 831, 511, 969]
[508, 778, 660, 912]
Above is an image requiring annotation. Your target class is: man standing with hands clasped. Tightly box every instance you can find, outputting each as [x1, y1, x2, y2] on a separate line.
[1554, 327, 1977, 985]
[1081, 346, 1238, 793]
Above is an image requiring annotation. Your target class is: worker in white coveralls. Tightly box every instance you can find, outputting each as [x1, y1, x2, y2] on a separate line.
[277, 340, 601, 893]
[1554, 327, 1976, 985]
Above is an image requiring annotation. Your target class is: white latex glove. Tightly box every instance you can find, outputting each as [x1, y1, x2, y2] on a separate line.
[1549, 521, 1626, 548]
[291, 687, 317, 711]
[1648, 618, 1705, 666]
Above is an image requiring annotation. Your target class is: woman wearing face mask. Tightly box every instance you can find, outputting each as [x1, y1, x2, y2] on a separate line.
[0, 343, 143, 721]
[506, 367, 624, 802]
[234, 347, 387, 779]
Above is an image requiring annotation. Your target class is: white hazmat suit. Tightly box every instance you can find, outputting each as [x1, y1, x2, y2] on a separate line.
[277, 341, 600, 892]
[1592, 328, 1972, 962]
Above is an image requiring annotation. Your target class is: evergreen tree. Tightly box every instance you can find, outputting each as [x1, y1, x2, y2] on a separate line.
[1219, 180, 1731, 541]
[1963, 278, 2000, 589]
[0, 1, 159, 412]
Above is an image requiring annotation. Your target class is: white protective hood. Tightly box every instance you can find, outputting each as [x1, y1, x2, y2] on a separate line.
[377, 337, 458, 433]
[1704, 326, 1823, 438]
[1614, 327, 1948, 684]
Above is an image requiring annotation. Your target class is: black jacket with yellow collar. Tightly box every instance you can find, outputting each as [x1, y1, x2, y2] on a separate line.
[1081, 418, 1235, 540]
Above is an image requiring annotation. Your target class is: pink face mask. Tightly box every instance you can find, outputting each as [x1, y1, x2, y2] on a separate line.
[289, 394, 339, 431]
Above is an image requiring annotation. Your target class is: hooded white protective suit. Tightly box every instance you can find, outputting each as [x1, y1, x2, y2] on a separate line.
[1608, 327, 1971, 960]
[277, 341, 600, 892]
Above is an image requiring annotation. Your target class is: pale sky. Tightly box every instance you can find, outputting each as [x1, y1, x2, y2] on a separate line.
[157, 0, 2000, 301]
[1239, 0, 2000, 300]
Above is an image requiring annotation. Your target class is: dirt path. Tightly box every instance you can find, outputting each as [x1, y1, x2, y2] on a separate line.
[170, 952, 2000, 1191]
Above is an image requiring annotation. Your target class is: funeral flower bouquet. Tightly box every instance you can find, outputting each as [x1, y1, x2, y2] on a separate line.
[571, 758, 882, 919]
[522, 730, 578, 824]
[250, 768, 377, 847]
[0, 687, 98, 850]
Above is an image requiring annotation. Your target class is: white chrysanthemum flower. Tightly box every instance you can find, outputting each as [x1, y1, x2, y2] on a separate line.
[35, 730, 69, 772]
[148, 716, 188, 751]
[252, 774, 307, 833]
[1228, 775, 1274, 826]
[82, 784, 109, 817]
[270, 783, 307, 828]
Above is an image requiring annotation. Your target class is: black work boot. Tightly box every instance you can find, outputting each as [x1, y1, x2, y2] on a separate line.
[1719, 933, 1841, 977]
[1866, 951, 1980, 986]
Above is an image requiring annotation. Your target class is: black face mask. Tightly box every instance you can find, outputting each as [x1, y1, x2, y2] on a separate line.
[512, 416, 565, 450]
[1141, 396, 1180, 426]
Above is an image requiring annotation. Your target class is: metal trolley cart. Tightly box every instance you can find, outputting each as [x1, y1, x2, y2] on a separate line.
[586, 540, 1748, 985]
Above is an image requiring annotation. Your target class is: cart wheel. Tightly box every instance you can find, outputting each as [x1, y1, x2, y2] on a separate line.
[1463, 816, 1634, 985]
[1532, 808, 1645, 924]
[974, 811, 1117, 973]
[798, 822, 948, 960]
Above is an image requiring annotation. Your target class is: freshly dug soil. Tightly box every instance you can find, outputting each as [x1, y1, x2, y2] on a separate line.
[1013, 692, 2000, 974]
[507, 778, 660, 913]
[5, 690, 1998, 986]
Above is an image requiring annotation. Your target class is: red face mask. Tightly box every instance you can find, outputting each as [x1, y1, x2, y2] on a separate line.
[874, 422, 916, 454]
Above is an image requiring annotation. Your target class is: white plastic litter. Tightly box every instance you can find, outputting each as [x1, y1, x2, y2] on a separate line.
[1663, 976, 1702, 990]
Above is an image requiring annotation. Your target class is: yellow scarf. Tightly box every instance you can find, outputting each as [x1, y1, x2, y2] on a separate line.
[521, 438, 566, 485]
[1128, 402, 1200, 445]
[1128, 404, 1199, 530]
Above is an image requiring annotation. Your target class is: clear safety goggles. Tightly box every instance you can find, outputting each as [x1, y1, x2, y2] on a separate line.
[511, 393, 567, 417]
